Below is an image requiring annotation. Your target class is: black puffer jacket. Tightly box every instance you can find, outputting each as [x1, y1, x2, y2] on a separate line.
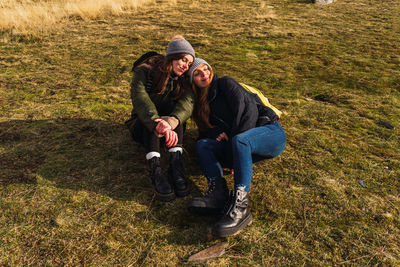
[199, 75, 277, 140]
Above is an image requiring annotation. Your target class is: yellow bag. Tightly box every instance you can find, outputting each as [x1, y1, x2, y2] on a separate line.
[239, 83, 282, 118]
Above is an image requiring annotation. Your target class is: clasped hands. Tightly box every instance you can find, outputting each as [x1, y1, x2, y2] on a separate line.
[216, 132, 229, 142]
[154, 119, 178, 148]
[155, 118, 228, 147]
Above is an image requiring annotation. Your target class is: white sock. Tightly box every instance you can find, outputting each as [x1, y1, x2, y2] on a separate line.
[146, 152, 160, 160]
[168, 147, 183, 154]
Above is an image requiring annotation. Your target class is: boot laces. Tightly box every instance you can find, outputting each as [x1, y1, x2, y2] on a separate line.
[204, 179, 216, 196]
[235, 190, 248, 208]
[222, 190, 248, 215]
[222, 191, 234, 215]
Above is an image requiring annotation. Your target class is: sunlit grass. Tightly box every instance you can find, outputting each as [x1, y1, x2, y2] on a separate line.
[1, 0, 400, 265]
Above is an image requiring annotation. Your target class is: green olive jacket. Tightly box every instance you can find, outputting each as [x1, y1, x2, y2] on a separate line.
[126, 65, 194, 133]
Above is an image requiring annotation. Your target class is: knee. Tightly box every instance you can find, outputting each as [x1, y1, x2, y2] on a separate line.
[232, 134, 249, 148]
[195, 139, 213, 155]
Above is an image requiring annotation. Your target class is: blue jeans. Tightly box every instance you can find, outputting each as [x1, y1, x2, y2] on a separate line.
[195, 122, 286, 192]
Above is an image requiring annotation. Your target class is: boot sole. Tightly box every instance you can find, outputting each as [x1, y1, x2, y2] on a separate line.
[175, 188, 190, 197]
[167, 168, 189, 198]
[148, 175, 175, 202]
[212, 213, 253, 238]
[156, 191, 176, 202]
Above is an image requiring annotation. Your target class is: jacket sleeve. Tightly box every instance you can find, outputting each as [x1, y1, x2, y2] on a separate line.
[130, 66, 158, 132]
[170, 85, 194, 125]
[197, 127, 225, 140]
[220, 77, 258, 136]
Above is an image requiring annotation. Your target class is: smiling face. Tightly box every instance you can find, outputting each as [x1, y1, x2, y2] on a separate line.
[192, 64, 212, 89]
[171, 54, 194, 76]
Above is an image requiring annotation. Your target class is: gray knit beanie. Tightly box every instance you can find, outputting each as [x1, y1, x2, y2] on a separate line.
[188, 58, 212, 84]
[166, 38, 195, 59]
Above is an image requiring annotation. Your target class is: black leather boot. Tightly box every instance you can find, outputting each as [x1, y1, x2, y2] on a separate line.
[149, 157, 175, 202]
[168, 151, 189, 197]
[188, 177, 229, 215]
[212, 188, 252, 237]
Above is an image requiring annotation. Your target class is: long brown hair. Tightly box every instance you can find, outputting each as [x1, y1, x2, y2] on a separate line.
[139, 53, 189, 99]
[192, 69, 215, 130]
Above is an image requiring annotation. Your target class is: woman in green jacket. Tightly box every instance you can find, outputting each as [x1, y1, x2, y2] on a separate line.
[125, 36, 195, 202]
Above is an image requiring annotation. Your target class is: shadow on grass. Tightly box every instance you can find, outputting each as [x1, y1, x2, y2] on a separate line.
[0, 118, 218, 245]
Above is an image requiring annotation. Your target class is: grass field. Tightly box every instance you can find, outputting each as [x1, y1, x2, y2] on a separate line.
[1, 0, 400, 265]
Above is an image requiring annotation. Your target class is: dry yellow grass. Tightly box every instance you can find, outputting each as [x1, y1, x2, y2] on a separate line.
[0, 0, 154, 33]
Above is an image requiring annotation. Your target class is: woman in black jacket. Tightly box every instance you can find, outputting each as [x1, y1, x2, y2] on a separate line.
[125, 36, 195, 202]
[187, 58, 286, 237]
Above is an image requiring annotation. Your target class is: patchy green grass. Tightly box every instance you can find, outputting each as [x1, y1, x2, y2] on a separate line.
[1, 0, 400, 265]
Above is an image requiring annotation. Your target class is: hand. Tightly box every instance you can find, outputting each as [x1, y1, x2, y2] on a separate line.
[216, 132, 229, 142]
[160, 116, 179, 130]
[164, 129, 178, 148]
[154, 119, 171, 135]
